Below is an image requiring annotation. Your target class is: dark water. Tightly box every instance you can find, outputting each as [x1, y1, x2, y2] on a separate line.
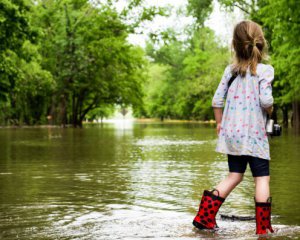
[0, 121, 299, 239]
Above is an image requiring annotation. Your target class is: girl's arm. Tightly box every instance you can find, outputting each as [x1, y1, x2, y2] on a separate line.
[212, 66, 230, 135]
[213, 107, 223, 135]
[212, 66, 231, 109]
[259, 65, 274, 113]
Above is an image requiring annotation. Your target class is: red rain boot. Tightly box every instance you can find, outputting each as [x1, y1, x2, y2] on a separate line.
[255, 197, 274, 235]
[193, 189, 225, 230]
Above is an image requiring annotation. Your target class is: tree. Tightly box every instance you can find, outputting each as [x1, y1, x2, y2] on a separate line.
[33, 0, 151, 127]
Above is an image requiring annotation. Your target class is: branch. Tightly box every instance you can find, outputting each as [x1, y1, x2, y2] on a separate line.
[73, 6, 93, 31]
[239, 0, 252, 8]
[79, 95, 111, 119]
[80, 100, 98, 120]
[233, 3, 250, 14]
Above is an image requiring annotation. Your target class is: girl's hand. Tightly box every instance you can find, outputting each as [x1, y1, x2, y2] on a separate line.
[213, 108, 223, 136]
[265, 106, 273, 116]
[216, 123, 221, 135]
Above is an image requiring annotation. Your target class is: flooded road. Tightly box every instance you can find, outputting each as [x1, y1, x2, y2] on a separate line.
[0, 121, 300, 239]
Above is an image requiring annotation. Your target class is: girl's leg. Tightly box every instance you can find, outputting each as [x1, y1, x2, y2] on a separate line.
[254, 176, 270, 202]
[193, 155, 245, 230]
[254, 176, 274, 234]
[215, 172, 244, 198]
[249, 157, 271, 201]
[215, 155, 247, 198]
[250, 158, 273, 234]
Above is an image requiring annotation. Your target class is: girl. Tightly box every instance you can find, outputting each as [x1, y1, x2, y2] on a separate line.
[192, 20, 274, 235]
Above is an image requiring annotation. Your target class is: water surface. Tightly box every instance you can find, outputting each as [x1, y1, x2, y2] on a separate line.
[0, 121, 299, 239]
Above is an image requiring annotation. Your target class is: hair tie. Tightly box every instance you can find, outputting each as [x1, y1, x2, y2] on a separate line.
[252, 39, 258, 47]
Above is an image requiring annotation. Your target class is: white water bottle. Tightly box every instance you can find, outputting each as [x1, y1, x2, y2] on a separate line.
[266, 119, 274, 134]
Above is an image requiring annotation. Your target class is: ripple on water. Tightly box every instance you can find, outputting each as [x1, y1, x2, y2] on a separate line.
[135, 137, 208, 146]
[43, 210, 300, 240]
[74, 173, 92, 182]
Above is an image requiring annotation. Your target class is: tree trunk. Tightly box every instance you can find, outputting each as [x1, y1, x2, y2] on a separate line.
[282, 104, 289, 128]
[78, 117, 83, 128]
[292, 100, 300, 132]
[271, 104, 278, 124]
[9, 91, 18, 125]
[71, 93, 81, 127]
[59, 94, 67, 127]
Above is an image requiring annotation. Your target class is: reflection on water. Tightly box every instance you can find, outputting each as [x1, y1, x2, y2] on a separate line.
[0, 122, 299, 239]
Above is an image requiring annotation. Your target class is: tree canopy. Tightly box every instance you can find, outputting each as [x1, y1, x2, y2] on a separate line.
[0, 0, 299, 129]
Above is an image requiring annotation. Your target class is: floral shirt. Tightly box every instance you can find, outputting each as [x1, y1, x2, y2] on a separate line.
[212, 63, 274, 160]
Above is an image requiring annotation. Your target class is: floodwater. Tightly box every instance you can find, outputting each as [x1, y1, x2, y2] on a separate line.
[0, 121, 300, 239]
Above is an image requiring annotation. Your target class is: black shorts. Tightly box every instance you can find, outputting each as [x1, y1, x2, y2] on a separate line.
[228, 154, 270, 177]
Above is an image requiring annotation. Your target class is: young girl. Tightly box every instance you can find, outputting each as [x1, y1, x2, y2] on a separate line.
[192, 20, 274, 235]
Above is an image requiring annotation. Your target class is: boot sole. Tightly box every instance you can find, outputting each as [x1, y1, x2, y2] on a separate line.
[193, 220, 207, 230]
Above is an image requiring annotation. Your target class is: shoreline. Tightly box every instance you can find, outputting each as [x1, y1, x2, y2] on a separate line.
[0, 118, 216, 129]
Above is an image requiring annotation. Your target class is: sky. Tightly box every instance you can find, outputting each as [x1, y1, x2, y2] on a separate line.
[116, 0, 244, 48]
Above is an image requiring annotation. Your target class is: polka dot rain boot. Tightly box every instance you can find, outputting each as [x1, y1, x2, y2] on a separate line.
[255, 197, 274, 235]
[193, 189, 225, 230]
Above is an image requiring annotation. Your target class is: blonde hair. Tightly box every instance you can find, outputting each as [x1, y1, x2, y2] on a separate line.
[232, 20, 268, 77]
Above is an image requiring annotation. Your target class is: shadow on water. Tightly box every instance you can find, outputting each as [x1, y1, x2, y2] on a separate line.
[0, 122, 299, 239]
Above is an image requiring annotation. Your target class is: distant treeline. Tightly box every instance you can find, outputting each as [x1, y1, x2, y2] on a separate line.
[0, 0, 299, 130]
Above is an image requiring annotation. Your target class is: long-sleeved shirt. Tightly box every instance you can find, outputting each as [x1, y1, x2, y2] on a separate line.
[212, 63, 274, 160]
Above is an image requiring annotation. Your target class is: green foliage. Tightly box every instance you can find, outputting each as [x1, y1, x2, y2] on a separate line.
[142, 63, 171, 119]
[218, 0, 254, 15]
[0, 0, 32, 101]
[143, 28, 229, 120]
[14, 40, 55, 124]
[259, 0, 300, 103]
[187, 0, 213, 25]
[0, 0, 53, 125]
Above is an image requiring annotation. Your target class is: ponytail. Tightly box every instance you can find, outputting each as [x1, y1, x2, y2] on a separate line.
[231, 21, 268, 77]
[249, 39, 262, 75]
